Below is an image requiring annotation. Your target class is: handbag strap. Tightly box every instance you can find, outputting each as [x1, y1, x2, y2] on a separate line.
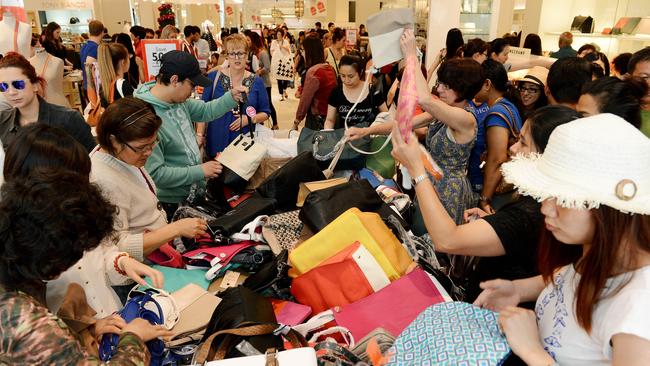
[315, 340, 363, 366]
[343, 76, 392, 156]
[309, 326, 355, 347]
[487, 100, 519, 140]
[230, 215, 269, 242]
[195, 323, 308, 363]
[329, 48, 339, 75]
[292, 310, 335, 337]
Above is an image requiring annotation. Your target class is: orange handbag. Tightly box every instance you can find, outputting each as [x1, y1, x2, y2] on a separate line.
[290, 241, 390, 314]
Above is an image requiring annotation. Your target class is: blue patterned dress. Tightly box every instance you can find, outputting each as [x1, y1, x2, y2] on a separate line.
[425, 109, 478, 224]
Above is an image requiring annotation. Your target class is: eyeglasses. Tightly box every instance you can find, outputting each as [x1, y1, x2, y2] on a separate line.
[0, 80, 26, 92]
[518, 85, 541, 94]
[435, 81, 451, 91]
[635, 73, 650, 82]
[227, 51, 246, 59]
[123, 138, 160, 154]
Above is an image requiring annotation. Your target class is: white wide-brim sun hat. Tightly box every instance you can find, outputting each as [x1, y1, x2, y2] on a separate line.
[501, 113, 650, 215]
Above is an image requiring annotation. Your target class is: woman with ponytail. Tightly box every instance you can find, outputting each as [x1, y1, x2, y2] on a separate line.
[95, 43, 134, 107]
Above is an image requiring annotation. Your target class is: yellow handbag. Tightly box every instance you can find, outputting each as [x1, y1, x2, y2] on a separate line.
[288, 208, 415, 281]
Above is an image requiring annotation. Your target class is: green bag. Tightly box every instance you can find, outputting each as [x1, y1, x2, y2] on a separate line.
[146, 266, 210, 293]
[365, 136, 395, 179]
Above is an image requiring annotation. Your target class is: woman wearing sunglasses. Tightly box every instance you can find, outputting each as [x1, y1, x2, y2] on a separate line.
[200, 33, 270, 158]
[0, 52, 96, 152]
[517, 66, 548, 118]
[92, 97, 209, 263]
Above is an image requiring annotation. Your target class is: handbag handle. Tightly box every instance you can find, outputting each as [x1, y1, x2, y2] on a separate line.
[194, 323, 308, 363]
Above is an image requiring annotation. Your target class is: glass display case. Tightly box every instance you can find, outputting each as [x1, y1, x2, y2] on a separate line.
[459, 0, 493, 41]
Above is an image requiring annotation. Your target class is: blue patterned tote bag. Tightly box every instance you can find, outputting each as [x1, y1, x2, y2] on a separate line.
[387, 302, 511, 366]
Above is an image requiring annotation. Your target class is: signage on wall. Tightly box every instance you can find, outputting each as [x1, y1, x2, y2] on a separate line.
[346, 28, 357, 46]
[40, 0, 92, 9]
[141, 39, 181, 81]
[306, 0, 326, 16]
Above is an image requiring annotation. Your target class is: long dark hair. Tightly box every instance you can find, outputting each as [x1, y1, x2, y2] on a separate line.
[43, 22, 62, 48]
[523, 34, 542, 56]
[247, 31, 264, 56]
[538, 206, 650, 333]
[303, 34, 326, 69]
[445, 28, 464, 59]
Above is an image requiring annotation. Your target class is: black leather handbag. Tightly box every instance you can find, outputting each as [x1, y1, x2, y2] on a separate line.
[200, 286, 282, 359]
[243, 250, 292, 300]
[571, 15, 594, 33]
[256, 151, 326, 211]
[299, 179, 408, 233]
[207, 193, 276, 239]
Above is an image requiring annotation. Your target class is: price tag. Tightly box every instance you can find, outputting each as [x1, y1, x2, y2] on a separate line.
[220, 270, 241, 289]
[142, 40, 181, 81]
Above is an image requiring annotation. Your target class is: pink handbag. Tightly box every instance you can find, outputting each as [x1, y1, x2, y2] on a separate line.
[182, 242, 256, 280]
[271, 299, 312, 326]
[332, 268, 450, 341]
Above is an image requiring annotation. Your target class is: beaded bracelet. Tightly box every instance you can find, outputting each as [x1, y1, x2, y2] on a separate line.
[114, 252, 130, 276]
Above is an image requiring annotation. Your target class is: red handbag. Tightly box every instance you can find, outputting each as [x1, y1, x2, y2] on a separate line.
[332, 268, 450, 340]
[290, 242, 390, 314]
[147, 243, 184, 268]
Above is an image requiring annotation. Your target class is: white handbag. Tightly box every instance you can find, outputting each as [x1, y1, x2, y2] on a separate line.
[205, 347, 317, 365]
[217, 112, 268, 182]
[254, 124, 299, 158]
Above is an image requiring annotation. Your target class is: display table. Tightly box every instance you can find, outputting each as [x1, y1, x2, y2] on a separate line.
[63, 70, 85, 113]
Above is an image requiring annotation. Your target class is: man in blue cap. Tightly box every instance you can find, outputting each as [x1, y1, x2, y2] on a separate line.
[135, 50, 247, 218]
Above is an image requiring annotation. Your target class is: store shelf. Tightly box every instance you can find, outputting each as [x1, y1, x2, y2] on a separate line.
[544, 31, 650, 41]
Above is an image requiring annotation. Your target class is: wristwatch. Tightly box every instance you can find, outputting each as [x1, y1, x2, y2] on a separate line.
[411, 173, 429, 186]
[479, 195, 492, 204]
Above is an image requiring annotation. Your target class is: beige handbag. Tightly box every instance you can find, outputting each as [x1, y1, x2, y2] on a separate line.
[166, 284, 221, 347]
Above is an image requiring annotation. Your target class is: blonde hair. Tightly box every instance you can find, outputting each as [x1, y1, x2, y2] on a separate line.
[160, 25, 178, 40]
[97, 43, 128, 102]
[224, 34, 248, 52]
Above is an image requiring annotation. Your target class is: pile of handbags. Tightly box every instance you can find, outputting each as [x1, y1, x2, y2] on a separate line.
[102, 150, 512, 366]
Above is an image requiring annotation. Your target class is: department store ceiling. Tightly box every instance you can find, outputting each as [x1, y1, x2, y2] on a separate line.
[137, 0, 296, 5]
[136, 0, 298, 14]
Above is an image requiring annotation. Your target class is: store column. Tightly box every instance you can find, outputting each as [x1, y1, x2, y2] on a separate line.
[425, 0, 461, 69]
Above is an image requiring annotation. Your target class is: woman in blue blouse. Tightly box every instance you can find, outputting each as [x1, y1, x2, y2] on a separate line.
[201, 34, 271, 157]
[473, 59, 524, 213]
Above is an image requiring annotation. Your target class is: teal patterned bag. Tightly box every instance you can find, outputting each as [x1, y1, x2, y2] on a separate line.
[387, 302, 511, 366]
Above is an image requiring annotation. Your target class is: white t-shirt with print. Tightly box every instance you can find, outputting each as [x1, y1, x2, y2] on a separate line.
[536, 264, 650, 365]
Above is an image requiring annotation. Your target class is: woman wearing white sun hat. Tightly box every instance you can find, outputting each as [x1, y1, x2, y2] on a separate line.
[469, 113, 650, 366]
